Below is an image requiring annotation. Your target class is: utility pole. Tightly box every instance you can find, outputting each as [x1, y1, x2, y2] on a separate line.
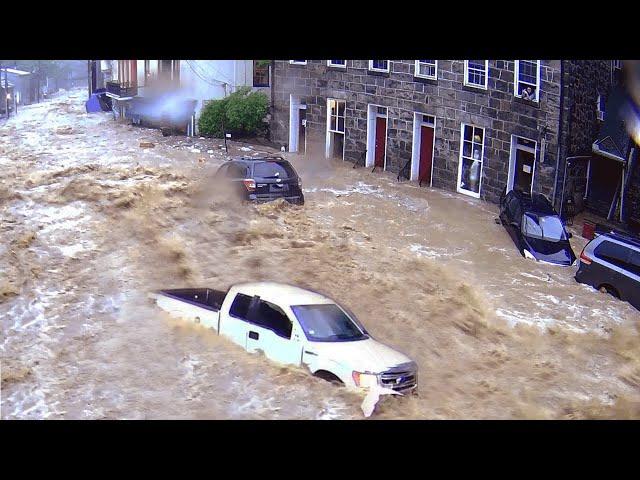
[37, 60, 41, 103]
[4, 66, 9, 119]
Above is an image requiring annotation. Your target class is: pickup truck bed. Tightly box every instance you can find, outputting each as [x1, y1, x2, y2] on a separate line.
[154, 288, 228, 331]
[159, 288, 227, 311]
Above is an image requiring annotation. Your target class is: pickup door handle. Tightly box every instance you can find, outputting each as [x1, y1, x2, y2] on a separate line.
[304, 350, 317, 356]
[248, 331, 259, 340]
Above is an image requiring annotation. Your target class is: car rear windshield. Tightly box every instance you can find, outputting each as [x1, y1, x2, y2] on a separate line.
[291, 304, 369, 342]
[253, 161, 296, 179]
[522, 213, 567, 241]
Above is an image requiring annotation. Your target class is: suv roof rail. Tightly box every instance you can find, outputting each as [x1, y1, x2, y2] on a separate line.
[603, 230, 640, 248]
[237, 155, 286, 162]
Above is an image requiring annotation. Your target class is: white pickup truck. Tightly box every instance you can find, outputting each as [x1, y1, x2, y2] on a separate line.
[152, 282, 418, 396]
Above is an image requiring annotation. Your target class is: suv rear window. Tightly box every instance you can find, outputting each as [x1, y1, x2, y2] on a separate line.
[594, 241, 632, 270]
[253, 161, 296, 179]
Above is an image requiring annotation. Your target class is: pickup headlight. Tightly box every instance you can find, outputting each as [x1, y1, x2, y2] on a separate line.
[352, 371, 379, 388]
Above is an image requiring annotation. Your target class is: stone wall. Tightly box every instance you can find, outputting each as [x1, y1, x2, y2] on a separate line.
[272, 60, 572, 204]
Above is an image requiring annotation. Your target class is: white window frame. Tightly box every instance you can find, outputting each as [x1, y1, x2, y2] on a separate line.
[507, 135, 537, 195]
[369, 60, 390, 73]
[463, 60, 488, 89]
[414, 60, 438, 80]
[326, 98, 346, 160]
[514, 60, 541, 102]
[289, 60, 307, 65]
[327, 98, 346, 134]
[327, 60, 346, 68]
[597, 93, 605, 121]
[457, 123, 485, 198]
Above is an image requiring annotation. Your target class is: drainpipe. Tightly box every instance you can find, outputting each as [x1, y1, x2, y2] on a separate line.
[552, 60, 565, 205]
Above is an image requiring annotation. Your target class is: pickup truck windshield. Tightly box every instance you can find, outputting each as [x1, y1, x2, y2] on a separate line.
[291, 304, 369, 342]
[253, 161, 296, 179]
[522, 213, 567, 241]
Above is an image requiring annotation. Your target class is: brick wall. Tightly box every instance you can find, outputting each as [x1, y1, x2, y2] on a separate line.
[272, 60, 571, 204]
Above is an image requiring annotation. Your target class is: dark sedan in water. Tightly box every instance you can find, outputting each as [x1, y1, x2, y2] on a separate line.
[214, 156, 304, 205]
[498, 189, 576, 266]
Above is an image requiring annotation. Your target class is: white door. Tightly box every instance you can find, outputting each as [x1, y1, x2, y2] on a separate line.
[244, 298, 303, 366]
[219, 292, 253, 349]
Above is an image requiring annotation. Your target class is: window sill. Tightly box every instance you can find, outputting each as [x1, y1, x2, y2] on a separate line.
[368, 69, 390, 77]
[414, 75, 438, 85]
[513, 95, 540, 107]
[463, 82, 488, 91]
[328, 64, 347, 69]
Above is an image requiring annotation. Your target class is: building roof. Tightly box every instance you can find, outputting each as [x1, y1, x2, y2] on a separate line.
[4, 68, 31, 76]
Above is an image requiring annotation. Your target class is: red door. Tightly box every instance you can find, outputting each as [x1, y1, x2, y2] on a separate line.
[419, 125, 434, 185]
[374, 117, 387, 168]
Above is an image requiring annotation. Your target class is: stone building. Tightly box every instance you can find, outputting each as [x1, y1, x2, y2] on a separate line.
[270, 60, 616, 208]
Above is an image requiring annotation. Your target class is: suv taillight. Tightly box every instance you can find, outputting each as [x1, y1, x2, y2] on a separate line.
[242, 179, 256, 192]
[579, 250, 592, 265]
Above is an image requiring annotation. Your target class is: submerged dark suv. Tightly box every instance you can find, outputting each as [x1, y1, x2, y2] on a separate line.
[575, 231, 640, 310]
[214, 156, 304, 205]
[498, 189, 576, 266]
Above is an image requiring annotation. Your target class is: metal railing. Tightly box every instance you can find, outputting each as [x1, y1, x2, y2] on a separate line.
[106, 81, 138, 98]
[397, 159, 411, 182]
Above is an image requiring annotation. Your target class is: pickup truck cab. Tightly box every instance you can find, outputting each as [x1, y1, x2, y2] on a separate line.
[152, 282, 418, 394]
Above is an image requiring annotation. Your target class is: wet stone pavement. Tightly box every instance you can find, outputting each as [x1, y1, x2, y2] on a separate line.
[1, 89, 639, 419]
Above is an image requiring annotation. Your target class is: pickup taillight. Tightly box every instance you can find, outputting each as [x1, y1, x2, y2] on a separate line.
[242, 179, 256, 192]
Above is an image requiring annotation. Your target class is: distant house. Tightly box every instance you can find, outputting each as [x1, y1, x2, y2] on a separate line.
[4, 68, 39, 105]
[0, 81, 15, 115]
[90, 60, 271, 135]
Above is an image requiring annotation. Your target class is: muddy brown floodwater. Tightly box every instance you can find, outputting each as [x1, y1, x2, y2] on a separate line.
[1, 89, 639, 419]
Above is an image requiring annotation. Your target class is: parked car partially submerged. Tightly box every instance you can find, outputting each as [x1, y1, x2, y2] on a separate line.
[498, 189, 576, 266]
[575, 231, 640, 310]
[151, 282, 417, 414]
[214, 156, 304, 205]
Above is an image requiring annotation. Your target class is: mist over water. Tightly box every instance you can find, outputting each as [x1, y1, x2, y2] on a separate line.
[1, 90, 639, 419]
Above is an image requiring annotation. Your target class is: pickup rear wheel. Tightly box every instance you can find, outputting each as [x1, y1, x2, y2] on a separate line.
[314, 370, 344, 386]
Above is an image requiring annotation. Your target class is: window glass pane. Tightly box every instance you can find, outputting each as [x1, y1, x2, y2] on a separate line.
[337, 116, 345, 132]
[463, 140, 473, 157]
[518, 60, 537, 84]
[467, 60, 486, 86]
[292, 304, 368, 342]
[629, 250, 640, 275]
[230, 293, 252, 319]
[330, 116, 337, 130]
[372, 60, 388, 70]
[473, 127, 483, 143]
[459, 157, 481, 193]
[337, 101, 345, 117]
[595, 241, 631, 268]
[330, 60, 345, 66]
[418, 60, 436, 77]
[522, 214, 543, 238]
[255, 300, 292, 339]
[253, 161, 296, 178]
[463, 124, 473, 141]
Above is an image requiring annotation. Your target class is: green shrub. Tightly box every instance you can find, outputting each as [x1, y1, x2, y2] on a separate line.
[198, 87, 269, 138]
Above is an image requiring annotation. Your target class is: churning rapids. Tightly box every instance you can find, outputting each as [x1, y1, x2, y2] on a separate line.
[1, 89, 639, 419]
